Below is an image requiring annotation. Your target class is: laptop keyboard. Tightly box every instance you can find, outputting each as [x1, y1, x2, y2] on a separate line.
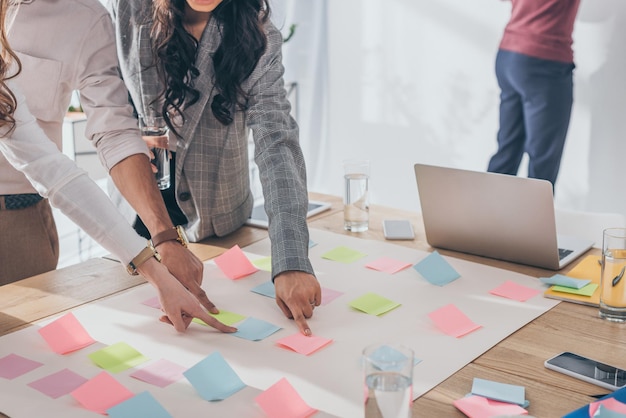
[558, 248, 574, 260]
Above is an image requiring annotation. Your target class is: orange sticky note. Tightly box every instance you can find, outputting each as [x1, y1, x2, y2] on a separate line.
[213, 245, 259, 279]
[255, 378, 317, 418]
[276, 333, 333, 356]
[489, 281, 542, 302]
[38, 312, 96, 354]
[428, 304, 482, 338]
[70, 372, 134, 414]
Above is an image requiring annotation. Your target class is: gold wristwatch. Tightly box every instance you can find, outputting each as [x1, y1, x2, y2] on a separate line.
[151, 225, 189, 248]
[126, 241, 162, 275]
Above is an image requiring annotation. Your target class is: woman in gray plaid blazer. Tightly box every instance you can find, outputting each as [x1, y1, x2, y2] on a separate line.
[109, 0, 321, 335]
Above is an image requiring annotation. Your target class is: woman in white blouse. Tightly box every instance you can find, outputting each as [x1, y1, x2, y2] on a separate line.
[0, 0, 234, 334]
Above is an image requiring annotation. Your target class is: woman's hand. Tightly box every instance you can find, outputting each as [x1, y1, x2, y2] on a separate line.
[137, 258, 237, 333]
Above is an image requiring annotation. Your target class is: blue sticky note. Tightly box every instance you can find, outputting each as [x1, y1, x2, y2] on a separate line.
[471, 377, 525, 406]
[251, 281, 276, 298]
[540, 274, 591, 289]
[232, 317, 281, 341]
[107, 392, 172, 418]
[413, 251, 460, 286]
[369, 346, 411, 371]
[309, 239, 318, 248]
[183, 352, 246, 401]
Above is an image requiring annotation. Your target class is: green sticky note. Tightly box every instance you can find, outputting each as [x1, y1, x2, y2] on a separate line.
[349, 292, 401, 316]
[193, 310, 246, 327]
[252, 257, 272, 272]
[322, 246, 367, 263]
[551, 283, 598, 297]
[88, 342, 149, 373]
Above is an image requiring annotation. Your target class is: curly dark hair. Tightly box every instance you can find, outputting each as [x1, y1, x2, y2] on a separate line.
[151, 0, 270, 133]
[0, 0, 20, 136]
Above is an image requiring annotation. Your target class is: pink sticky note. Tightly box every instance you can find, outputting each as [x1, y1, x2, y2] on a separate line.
[131, 359, 186, 388]
[0, 353, 43, 379]
[366, 257, 412, 274]
[453, 395, 528, 417]
[70, 371, 134, 414]
[28, 369, 88, 399]
[489, 281, 542, 302]
[38, 312, 96, 354]
[141, 296, 162, 310]
[276, 333, 333, 356]
[320, 287, 344, 306]
[213, 245, 259, 279]
[255, 377, 318, 418]
[590, 398, 626, 416]
[428, 304, 482, 338]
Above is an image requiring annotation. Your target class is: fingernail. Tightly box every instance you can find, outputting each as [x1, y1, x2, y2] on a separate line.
[210, 307, 219, 314]
[304, 328, 311, 336]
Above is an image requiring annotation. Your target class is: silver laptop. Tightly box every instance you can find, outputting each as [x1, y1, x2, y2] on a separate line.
[414, 164, 593, 270]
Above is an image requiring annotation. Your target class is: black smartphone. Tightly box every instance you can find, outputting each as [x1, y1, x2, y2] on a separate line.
[544, 351, 626, 391]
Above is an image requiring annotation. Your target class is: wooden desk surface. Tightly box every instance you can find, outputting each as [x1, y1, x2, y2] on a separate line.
[2, 192, 624, 417]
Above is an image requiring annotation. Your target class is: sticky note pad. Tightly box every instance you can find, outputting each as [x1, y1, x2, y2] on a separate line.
[255, 377, 318, 418]
[232, 317, 282, 341]
[471, 378, 525, 406]
[489, 281, 542, 302]
[193, 310, 246, 327]
[540, 274, 591, 289]
[276, 333, 333, 356]
[130, 359, 186, 388]
[321, 246, 367, 263]
[428, 304, 482, 338]
[28, 369, 88, 399]
[70, 372, 134, 414]
[88, 342, 150, 373]
[38, 312, 96, 354]
[183, 352, 246, 401]
[213, 245, 259, 279]
[107, 391, 172, 418]
[453, 395, 528, 417]
[366, 257, 412, 274]
[349, 293, 401, 316]
[590, 399, 626, 417]
[551, 283, 598, 297]
[413, 251, 460, 286]
[0, 353, 43, 379]
[251, 281, 276, 298]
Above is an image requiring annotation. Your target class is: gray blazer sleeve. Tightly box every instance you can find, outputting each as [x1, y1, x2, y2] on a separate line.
[246, 24, 314, 278]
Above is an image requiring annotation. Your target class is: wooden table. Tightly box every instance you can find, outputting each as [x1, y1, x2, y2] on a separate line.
[1, 192, 625, 417]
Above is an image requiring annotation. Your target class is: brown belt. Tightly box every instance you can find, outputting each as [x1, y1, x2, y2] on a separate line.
[0, 193, 43, 210]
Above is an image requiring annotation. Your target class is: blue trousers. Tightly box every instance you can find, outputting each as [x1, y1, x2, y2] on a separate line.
[487, 49, 575, 186]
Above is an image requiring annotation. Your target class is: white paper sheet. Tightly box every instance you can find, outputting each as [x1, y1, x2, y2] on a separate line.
[0, 229, 559, 417]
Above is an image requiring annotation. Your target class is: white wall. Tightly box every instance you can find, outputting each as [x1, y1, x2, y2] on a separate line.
[280, 0, 626, 217]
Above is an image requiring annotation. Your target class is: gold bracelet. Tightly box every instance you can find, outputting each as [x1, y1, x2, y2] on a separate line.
[126, 241, 162, 276]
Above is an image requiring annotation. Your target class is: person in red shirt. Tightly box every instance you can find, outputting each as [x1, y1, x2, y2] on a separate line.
[487, 0, 581, 188]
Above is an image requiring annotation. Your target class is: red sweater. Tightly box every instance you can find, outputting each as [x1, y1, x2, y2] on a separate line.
[500, 0, 581, 63]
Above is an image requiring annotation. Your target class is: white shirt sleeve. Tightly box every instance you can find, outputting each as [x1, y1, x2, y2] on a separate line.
[0, 79, 145, 265]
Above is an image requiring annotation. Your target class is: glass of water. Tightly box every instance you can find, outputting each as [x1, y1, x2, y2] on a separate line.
[600, 228, 626, 322]
[343, 159, 370, 232]
[363, 343, 414, 418]
[138, 112, 170, 190]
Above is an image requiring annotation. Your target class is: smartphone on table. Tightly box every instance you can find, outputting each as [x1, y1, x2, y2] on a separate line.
[382, 219, 415, 240]
[544, 351, 626, 391]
